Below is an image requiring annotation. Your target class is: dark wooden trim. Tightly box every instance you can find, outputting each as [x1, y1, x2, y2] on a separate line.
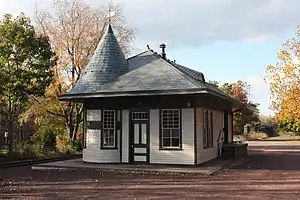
[129, 109, 150, 164]
[194, 108, 197, 165]
[100, 110, 118, 149]
[129, 110, 133, 164]
[159, 109, 162, 148]
[139, 124, 142, 144]
[100, 147, 118, 150]
[146, 112, 150, 164]
[159, 148, 183, 151]
[133, 144, 147, 148]
[159, 109, 183, 149]
[231, 111, 234, 142]
[86, 121, 102, 130]
[119, 110, 123, 163]
[203, 109, 214, 149]
[180, 109, 183, 149]
[83, 109, 87, 149]
[134, 153, 147, 156]
[211, 110, 214, 147]
[223, 110, 229, 144]
[83, 94, 236, 111]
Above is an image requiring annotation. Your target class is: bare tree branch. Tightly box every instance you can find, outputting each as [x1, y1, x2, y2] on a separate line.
[29, 0, 135, 140]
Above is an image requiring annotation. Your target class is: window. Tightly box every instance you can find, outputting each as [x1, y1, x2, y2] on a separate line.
[160, 109, 181, 149]
[132, 112, 148, 120]
[203, 110, 213, 148]
[102, 110, 116, 148]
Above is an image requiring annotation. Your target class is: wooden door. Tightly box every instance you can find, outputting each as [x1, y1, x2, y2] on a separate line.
[129, 111, 149, 164]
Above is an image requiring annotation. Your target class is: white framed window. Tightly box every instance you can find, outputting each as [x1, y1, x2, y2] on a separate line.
[203, 110, 213, 148]
[102, 110, 116, 148]
[160, 109, 181, 149]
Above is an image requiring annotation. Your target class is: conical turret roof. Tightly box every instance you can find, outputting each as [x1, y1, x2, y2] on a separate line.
[66, 23, 128, 95]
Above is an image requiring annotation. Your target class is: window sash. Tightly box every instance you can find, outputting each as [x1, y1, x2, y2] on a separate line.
[161, 109, 181, 148]
[102, 110, 116, 148]
[203, 110, 213, 148]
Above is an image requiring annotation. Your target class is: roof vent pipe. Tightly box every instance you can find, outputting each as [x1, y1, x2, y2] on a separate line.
[159, 43, 166, 59]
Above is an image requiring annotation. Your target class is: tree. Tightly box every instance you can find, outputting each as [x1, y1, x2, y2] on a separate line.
[266, 25, 300, 131]
[210, 80, 260, 133]
[23, 0, 135, 141]
[208, 80, 219, 88]
[0, 13, 55, 151]
[259, 115, 276, 126]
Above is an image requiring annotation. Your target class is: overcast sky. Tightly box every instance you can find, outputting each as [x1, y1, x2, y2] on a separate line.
[1, 0, 300, 115]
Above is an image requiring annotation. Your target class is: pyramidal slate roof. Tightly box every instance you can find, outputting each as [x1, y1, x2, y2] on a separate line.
[66, 24, 128, 94]
[60, 24, 241, 106]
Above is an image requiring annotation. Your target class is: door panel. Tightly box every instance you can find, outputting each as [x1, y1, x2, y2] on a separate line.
[134, 124, 139, 144]
[141, 124, 147, 144]
[134, 148, 147, 153]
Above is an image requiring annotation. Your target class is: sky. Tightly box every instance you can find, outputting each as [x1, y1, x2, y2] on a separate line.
[1, 0, 300, 116]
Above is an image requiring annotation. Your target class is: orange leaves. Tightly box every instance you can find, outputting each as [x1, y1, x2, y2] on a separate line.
[230, 81, 249, 104]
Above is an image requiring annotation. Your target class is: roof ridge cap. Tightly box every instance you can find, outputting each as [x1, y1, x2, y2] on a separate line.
[126, 50, 152, 61]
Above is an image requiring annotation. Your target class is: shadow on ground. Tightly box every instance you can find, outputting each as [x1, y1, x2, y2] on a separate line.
[1, 166, 300, 200]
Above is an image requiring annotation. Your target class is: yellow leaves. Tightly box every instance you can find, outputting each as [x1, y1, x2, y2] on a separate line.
[265, 25, 300, 124]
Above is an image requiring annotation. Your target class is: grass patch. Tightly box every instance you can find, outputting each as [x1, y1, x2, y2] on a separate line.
[277, 131, 299, 137]
[234, 132, 269, 142]
[243, 131, 268, 141]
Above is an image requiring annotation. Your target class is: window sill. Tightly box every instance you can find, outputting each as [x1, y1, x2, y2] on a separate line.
[100, 147, 118, 150]
[159, 148, 183, 151]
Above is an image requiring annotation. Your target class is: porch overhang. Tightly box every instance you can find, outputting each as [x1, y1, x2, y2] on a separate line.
[59, 88, 208, 102]
[59, 88, 243, 109]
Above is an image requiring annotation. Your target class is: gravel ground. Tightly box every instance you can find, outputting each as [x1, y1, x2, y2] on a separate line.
[1, 141, 300, 200]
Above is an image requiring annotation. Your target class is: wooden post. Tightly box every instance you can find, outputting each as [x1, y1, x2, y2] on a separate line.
[223, 110, 229, 144]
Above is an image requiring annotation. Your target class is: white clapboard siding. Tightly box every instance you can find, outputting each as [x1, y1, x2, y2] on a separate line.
[149, 108, 195, 165]
[83, 109, 120, 163]
[196, 108, 223, 164]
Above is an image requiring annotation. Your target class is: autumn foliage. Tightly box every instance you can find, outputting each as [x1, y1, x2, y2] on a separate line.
[209, 80, 259, 133]
[266, 25, 300, 132]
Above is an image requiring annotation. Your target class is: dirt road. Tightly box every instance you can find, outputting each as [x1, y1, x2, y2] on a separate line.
[1, 141, 300, 200]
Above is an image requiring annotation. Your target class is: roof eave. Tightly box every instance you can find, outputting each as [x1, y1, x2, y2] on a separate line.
[59, 89, 209, 101]
[205, 88, 243, 108]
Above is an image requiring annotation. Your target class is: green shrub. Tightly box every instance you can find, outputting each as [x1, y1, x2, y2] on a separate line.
[55, 132, 78, 155]
[12, 140, 47, 158]
[278, 122, 300, 133]
[277, 131, 299, 137]
[31, 125, 58, 151]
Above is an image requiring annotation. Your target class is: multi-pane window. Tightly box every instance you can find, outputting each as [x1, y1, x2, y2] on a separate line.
[161, 109, 181, 148]
[203, 110, 213, 148]
[102, 110, 116, 148]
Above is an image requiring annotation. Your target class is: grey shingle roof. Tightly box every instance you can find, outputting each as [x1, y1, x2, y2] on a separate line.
[172, 63, 205, 82]
[87, 51, 204, 92]
[65, 24, 128, 95]
[59, 24, 241, 106]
